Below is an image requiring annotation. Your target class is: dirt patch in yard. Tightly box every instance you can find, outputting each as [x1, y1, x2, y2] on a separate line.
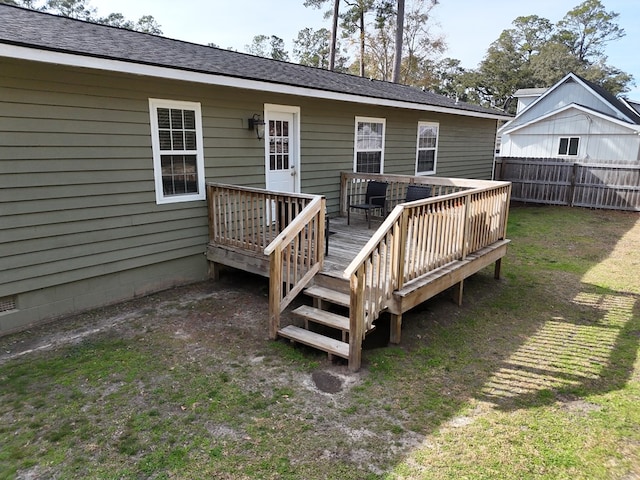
[0, 269, 455, 477]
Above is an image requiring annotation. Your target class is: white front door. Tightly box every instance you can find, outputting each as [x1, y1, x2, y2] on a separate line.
[265, 107, 299, 194]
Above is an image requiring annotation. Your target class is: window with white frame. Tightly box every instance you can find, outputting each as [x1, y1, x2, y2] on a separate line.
[354, 117, 385, 174]
[149, 99, 205, 204]
[415, 122, 439, 175]
[558, 137, 579, 156]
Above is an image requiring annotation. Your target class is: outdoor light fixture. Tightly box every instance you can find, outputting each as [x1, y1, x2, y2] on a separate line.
[248, 113, 265, 140]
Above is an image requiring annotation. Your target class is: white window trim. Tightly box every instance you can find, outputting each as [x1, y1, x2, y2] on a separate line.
[149, 98, 205, 204]
[353, 116, 386, 174]
[558, 136, 580, 156]
[415, 121, 439, 175]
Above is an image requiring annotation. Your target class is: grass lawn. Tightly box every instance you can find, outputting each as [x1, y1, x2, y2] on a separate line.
[1, 205, 639, 479]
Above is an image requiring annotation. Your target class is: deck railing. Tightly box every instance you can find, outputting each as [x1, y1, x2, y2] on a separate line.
[264, 195, 325, 339]
[206, 183, 325, 338]
[342, 173, 511, 369]
[340, 171, 485, 217]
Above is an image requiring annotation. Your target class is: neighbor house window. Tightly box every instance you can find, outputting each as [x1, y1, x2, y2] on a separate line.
[149, 99, 205, 204]
[415, 122, 439, 175]
[354, 117, 385, 174]
[558, 137, 579, 156]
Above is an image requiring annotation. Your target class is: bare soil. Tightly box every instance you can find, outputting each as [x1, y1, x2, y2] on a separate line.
[0, 268, 463, 376]
[2, 269, 457, 477]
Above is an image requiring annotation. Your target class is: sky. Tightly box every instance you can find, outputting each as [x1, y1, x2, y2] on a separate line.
[91, 0, 640, 99]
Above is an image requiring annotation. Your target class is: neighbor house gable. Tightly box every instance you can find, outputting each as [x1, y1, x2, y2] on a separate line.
[502, 103, 640, 136]
[502, 73, 640, 134]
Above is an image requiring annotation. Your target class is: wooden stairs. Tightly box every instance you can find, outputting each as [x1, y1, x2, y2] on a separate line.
[277, 274, 376, 361]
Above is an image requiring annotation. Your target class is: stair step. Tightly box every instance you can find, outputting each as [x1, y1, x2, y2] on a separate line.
[292, 305, 350, 332]
[278, 325, 349, 359]
[312, 273, 350, 295]
[304, 285, 350, 308]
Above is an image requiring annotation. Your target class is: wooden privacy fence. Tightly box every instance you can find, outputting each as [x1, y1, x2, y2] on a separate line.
[496, 157, 640, 211]
[341, 173, 511, 368]
[206, 183, 325, 337]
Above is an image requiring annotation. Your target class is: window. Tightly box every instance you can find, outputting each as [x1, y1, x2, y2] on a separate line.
[354, 117, 385, 174]
[149, 99, 205, 204]
[558, 137, 579, 156]
[415, 122, 439, 175]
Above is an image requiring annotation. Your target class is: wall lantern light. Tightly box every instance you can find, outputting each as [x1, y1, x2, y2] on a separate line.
[248, 113, 265, 140]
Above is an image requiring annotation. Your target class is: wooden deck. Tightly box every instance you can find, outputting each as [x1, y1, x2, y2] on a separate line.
[205, 174, 512, 371]
[322, 215, 380, 278]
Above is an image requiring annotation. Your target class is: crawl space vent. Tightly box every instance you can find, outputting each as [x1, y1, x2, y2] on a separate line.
[0, 296, 16, 313]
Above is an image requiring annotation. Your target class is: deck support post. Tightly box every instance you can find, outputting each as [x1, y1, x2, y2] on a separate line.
[389, 313, 402, 344]
[208, 261, 221, 281]
[348, 268, 364, 372]
[453, 280, 464, 306]
[494, 258, 502, 280]
[268, 249, 282, 340]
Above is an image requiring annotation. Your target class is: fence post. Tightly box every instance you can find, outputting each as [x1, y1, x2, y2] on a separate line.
[568, 162, 578, 207]
[495, 157, 504, 181]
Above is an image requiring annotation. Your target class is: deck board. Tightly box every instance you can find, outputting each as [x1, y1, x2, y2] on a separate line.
[323, 216, 378, 277]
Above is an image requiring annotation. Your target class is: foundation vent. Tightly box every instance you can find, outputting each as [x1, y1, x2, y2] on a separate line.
[0, 295, 16, 313]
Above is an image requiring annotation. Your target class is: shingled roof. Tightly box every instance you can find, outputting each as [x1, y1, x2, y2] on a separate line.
[573, 73, 640, 125]
[0, 4, 507, 120]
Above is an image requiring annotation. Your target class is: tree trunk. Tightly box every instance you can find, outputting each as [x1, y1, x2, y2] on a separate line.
[359, 9, 365, 77]
[392, 0, 404, 83]
[329, 0, 340, 71]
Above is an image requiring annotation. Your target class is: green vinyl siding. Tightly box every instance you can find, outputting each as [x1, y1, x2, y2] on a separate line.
[436, 116, 498, 178]
[299, 105, 355, 211]
[0, 57, 498, 333]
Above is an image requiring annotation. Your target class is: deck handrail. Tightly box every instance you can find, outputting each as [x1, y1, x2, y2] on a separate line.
[342, 176, 511, 369]
[206, 182, 325, 340]
[206, 182, 317, 252]
[262, 196, 325, 340]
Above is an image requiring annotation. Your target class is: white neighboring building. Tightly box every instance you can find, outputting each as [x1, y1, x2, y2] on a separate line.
[498, 73, 640, 163]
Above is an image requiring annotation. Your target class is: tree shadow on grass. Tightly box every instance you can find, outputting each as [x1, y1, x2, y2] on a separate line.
[352, 206, 640, 430]
[475, 283, 640, 411]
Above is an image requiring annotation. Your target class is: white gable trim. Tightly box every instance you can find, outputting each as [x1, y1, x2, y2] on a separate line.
[621, 98, 640, 116]
[0, 43, 511, 121]
[501, 103, 640, 135]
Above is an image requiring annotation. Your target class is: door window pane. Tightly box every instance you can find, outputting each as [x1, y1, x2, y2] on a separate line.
[268, 119, 291, 172]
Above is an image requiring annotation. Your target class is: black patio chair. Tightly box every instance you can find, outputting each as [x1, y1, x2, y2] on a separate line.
[405, 184, 431, 202]
[347, 181, 388, 229]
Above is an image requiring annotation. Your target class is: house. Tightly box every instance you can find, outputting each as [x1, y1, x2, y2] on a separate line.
[498, 73, 640, 162]
[0, 5, 509, 336]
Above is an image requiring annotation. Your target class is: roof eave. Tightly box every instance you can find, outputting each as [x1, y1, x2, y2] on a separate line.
[0, 43, 511, 121]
